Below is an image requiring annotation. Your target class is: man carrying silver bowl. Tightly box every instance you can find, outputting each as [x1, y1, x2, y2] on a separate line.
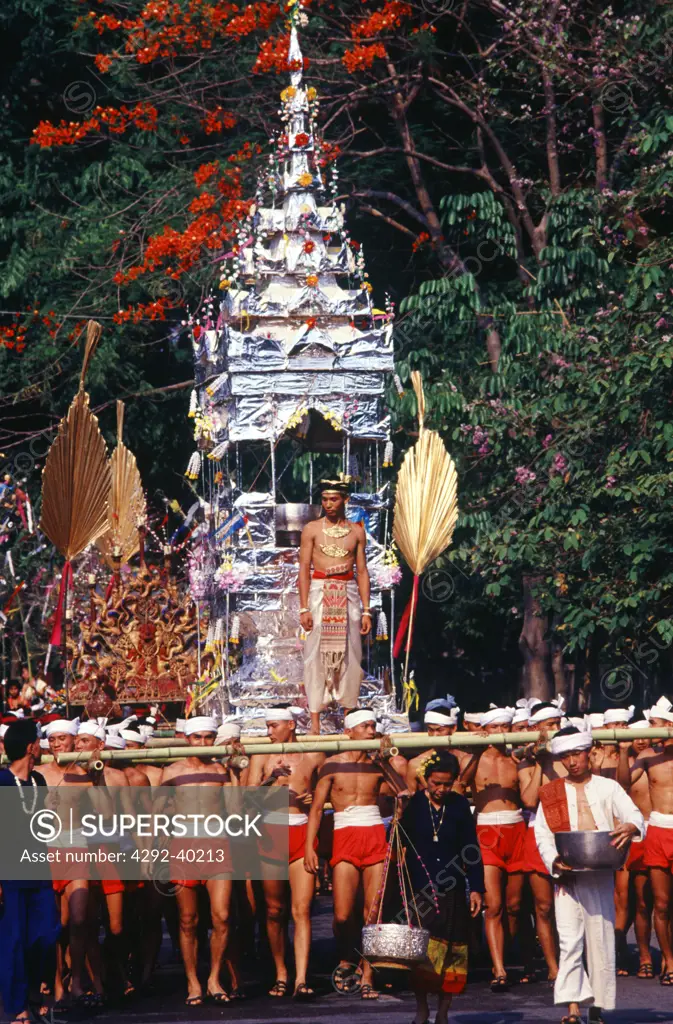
[534, 725, 644, 1024]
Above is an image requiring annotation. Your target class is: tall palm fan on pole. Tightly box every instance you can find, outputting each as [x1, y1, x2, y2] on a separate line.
[40, 320, 111, 713]
[393, 372, 458, 707]
[96, 400, 146, 578]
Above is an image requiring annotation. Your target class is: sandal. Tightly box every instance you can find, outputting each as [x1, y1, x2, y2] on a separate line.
[561, 1017, 583, 1024]
[616, 966, 630, 977]
[491, 975, 510, 992]
[360, 984, 379, 1000]
[637, 962, 654, 978]
[184, 994, 203, 1006]
[206, 990, 230, 1003]
[660, 970, 673, 986]
[268, 980, 289, 998]
[229, 988, 246, 1000]
[293, 983, 315, 1000]
[519, 969, 537, 984]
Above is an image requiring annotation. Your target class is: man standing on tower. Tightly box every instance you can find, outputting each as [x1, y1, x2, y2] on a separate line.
[298, 478, 371, 734]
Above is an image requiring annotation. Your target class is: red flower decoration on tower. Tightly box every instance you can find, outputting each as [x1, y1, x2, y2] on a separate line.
[294, 132, 310, 147]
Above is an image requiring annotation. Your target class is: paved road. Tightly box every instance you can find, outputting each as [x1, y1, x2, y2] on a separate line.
[15, 893, 673, 1024]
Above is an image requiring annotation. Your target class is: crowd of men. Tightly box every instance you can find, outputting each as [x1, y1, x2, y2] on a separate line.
[0, 691, 672, 1024]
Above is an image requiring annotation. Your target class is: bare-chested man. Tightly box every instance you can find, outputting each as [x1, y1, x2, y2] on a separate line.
[247, 708, 325, 998]
[406, 701, 477, 796]
[119, 728, 163, 786]
[471, 705, 525, 991]
[612, 711, 656, 977]
[37, 719, 121, 1009]
[516, 701, 567, 983]
[618, 696, 673, 984]
[298, 478, 371, 734]
[304, 708, 407, 1000]
[159, 716, 237, 1005]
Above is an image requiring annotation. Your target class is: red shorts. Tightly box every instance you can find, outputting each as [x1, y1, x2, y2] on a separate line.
[626, 838, 649, 873]
[522, 825, 549, 876]
[170, 837, 233, 888]
[330, 824, 387, 869]
[289, 821, 317, 865]
[477, 820, 526, 873]
[94, 878, 125, 897]
[643, 826, 673, 872]
[51, 847, 89, 894]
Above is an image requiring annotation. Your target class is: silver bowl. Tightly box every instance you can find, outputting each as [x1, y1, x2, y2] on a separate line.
[555, 830, 630, 871]
[361, 924, 430, 964]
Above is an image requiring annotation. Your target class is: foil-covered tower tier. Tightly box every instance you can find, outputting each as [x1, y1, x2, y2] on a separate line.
[188, 23, 405, 733]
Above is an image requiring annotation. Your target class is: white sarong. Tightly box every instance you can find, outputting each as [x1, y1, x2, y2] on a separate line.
[303, 579, 363, 712]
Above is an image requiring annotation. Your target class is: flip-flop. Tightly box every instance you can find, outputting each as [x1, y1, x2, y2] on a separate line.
[268, 980, 289, 998]
[206, 990, 230, 1003]
[184, 994, 203, 1006]
[229, 988, 246, 1000]
[560, 1017, 583, 1024]
[293, 983, 315, 1000]
[491, 975, 509, 992]
[360, 984, 379, 1000]
[660, 971, 673, 986]
[637, 962, 654, 978]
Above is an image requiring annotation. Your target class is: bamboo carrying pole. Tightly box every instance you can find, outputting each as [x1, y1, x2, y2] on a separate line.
[47, 727, 673, 764]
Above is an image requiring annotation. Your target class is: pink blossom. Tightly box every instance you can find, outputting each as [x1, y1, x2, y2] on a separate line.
[553, 453, 568, 473]
[515, 466, 536, 485]
[656, 317, 667, 328]
[606, 475, 617, 489]
[542, 433, 553, 449]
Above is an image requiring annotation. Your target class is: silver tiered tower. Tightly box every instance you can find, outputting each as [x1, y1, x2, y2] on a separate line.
[188, 27, 403, 731]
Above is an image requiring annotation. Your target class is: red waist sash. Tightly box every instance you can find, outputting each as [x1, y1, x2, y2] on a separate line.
[312, 570, 354, 581]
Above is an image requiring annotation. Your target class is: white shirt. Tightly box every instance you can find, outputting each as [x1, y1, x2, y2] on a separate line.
[534, 774, 645, 876]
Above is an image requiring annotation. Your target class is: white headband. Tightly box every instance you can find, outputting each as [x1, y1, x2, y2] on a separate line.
[175, 719, 186, 732]
[0, 725, 7, 738]
[345, 709, 376, 728]
[105, 734, 126, 749]
[550, 729, 593, 756]
[585, 713, 605, 729]
[462, 712, 483, 724]
[511, 708, 531, 725]
[184, 716, 217, 736]
[39, 737, 49, 749]
[603, 706, 635, 726]
[77, 722, 105, 741]
[266, 709, 296, 722]
[529, 706, 564, 725]
[648, 696, 673, 724]
[628, 717, 651, 730]
[424, 710, 457, 726]
[480, 705, 514, 727]
[7, 709, 24, 718]
[44, 718, 80, 738]
[120, 730, 146, 746]
[216, 723, 241, 741]
[138, 725, 155, 738]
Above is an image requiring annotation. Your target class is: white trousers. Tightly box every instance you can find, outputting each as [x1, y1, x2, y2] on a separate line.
[554, 870, 616, 1010]
[303, 579, 363, 713]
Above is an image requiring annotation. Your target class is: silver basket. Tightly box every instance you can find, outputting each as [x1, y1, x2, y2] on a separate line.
[361, 924, 430, 964]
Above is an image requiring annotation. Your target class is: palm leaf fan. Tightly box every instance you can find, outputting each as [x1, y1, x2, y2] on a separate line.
[96, 401, 146, 568]
[392, 372, 459, 693]
[40, 321, 111, 559]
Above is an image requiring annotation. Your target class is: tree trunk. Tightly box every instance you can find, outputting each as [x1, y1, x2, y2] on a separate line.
[518, 575, 553, 700]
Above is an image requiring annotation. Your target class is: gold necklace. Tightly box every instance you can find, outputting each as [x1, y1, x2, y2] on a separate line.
[323, 519, 352, 539]
[428, 794, 445, 842]
[319, 520, 351, 558]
